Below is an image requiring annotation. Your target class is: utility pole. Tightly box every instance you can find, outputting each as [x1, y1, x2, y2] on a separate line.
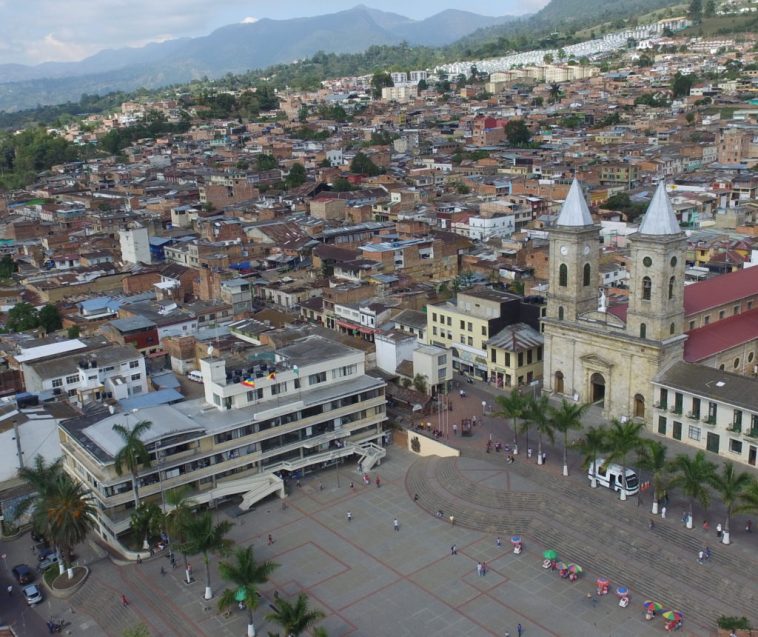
[13, 419, 24, 470]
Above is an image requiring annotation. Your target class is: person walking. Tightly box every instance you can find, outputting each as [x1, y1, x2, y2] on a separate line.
[453, 423, 458, 436]
[268, 534, 274, 545]
[393, 518, 399, 532]
[476, 562, 482, 576]
[661, 505, 667, 519]
[482, 561, 487, 576]
[121, 594, 129, 607]
[517, 623, 523, 637]
[376, 476, 381, 488]
[347, 511, 352, 523]
[746, 519, 753, 533]
[451, 544, 457, 556]
[6, 585, 12, 596]
[496, 536, 502, 548]
[449, 515, 455, 526]
[716, 523, 723, 539]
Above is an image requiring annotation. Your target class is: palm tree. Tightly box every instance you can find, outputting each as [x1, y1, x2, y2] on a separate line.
[493, 389, 528, 453]
[164, 486, 196, 570]
[17, 454, 65, 538]
[604, 419, 644, 501]
[708, 462, 754, 544]
[575, 427, 608, 488]
[636, 440, 669, 514]
[550, 399, 588, 476]
[179, 510, 233, 599]
[112, 419, 152, 508]
[735, 479, 758, 519]
[522, 395, 553, 466]
[669, 451, 716, 529]
[217, 546, 278, 637]
[266, 592, 325, 637]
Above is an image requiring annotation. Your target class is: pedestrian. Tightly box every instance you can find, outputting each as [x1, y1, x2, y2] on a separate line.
[716, 522, 722, 539]
[121, 594, 129, 607]
[648, 518, 655, 530]
[267, 534, 274, 545]
[349, 481, 354, 489]
[476, 562, 482, 576]
[697, 549, 704, 564]
[681, 511, 688, 525]
[527, 448, 532, 459]
[347, 511, 352, 522]
[496, 536, 502, 547]
[482, 561, 487, 575]
[170, 554, 176, 568]
[451, 544, 457, 556]
[746, 519, 752, 533]
[542, 452, 547, 464]
[319, 481, 324, 491]
[453, 424, 458, 436]
[137, 555, 142, 565]
[376, 476, 381, 488]
[703, 520, 709, 532]
[160, 566, 166, 576]
[393, 518, 399, 532]
[517, 622, 523, 637]
[6, 585, 12, 596]
[661, 506, 667, 519]
[449, 515, 455, 526]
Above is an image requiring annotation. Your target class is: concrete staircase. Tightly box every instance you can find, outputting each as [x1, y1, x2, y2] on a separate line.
[352, 441, 386, 473]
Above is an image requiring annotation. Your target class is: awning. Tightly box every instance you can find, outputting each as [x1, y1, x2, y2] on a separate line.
[336, 320, 375, 335]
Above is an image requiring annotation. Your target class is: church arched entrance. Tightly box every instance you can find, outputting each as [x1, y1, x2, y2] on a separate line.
[590, 373, 605, 405]
[634, 394, 645, 419]
[554, 371, 564, 394]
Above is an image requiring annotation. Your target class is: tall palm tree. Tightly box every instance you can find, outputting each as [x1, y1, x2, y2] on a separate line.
[550, 399, 588, 476]
[604, 419, 644, 500]
[636, 440, 669, 514]
[112, 419, 152, 508]
[40, 476, 96, 566]
[493, 390, 528, 452]
[17, 454, 65, 538]
[735, 479, 758, 518]
[218, 546, 278, 637]
[575, 427, 608, 488]
[266, 593, 325, 637]
[178, 510, 233, 599]
[669, 451, 716, 528]
[164, 486, 196, 570]
[522, 395, 553, 465]
[708, 462, 754, 544]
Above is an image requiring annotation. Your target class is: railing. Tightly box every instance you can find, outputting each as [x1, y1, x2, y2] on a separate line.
[686, 412, 699, 420]
[744, 428, 758, 440]
[701, 416, 717, 426]
[669, 406, 683, 415]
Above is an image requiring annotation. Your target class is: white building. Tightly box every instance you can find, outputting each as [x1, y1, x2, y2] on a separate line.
[468, 214, 516, 241]
[119, 225, 151, 265]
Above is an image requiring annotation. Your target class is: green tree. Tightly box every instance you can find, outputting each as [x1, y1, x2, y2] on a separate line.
[0, 254, 17, 278]
[331, 177, 352, 192]
[493, 390, 528, 451]
[543, 53, 554, 64]
[257, 154, 278, 171]
[604, 419, 644, 500]
[297, 105, 309, 123]
[708, 462, 754, 544]
[689, 0, 703, 21]
[371, 72, 394, 98]
[636, 440, 669, 514]
[672, 72, 695, 98]
[164, 486, 196, 571]
[549, 83, 562, 103]
[6, 302, 39, 332]
[417, 78, 428, 91]
[180, 511, 233, 599]
[266, 592, 326, 637]
[576, 427, 608, 488]
[504, 120, 531, 146]
[112, 419, 153, 508]
[285, 163, 307, 189]
[704, 0, 715, 16]
[522, 395, 554, 466]
[669, 451, 716, 527]
[550, 400, 588, 476]
[736, 480, 758, 517]
[38, 304, 62, 333]
[130, 502, 163, 551]
[67, 325, 81, 339]
[350, 152, 381, 176]
[412, 374, 428, 394]
[217, 546, 278, 637]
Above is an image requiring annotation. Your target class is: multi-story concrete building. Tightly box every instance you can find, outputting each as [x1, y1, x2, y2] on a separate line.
[486, 323, 544, 389]
[119, 225, 151, 265]
[58, 335, 387, 544]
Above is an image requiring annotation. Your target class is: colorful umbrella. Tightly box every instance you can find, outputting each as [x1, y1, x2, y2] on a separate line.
[643, 601, 663, 611]
[543, 549, 558, 560]
[596, 577, 609, 586]
[615, 586, 629, 597]
[555, 561, 568, 571]
[510, 535, 522, 544]
[568, 563, 583, 574]
[663, 610, 683, 621]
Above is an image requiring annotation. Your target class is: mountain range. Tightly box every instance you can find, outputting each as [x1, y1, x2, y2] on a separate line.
[0, 5, 516, 112]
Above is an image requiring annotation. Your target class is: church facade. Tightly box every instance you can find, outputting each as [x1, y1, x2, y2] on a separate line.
[542, 180, 687, 422]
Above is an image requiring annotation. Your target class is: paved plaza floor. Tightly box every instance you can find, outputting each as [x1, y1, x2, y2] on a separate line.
[4, 436, 751, 636]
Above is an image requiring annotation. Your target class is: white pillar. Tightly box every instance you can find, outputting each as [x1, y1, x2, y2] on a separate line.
[722, 530, 731, 545]
[204, 586, 212, 600]
[651, 500, 659, 515]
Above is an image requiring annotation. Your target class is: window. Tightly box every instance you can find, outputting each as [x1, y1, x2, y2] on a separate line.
[689, 321, 695, 330]
[733, 357, 740, 369]
[704, 315, 710, 325]
[490, 349, 496, 363]
[537, 346, 543, 361]
[559, 264, 568, 287]
[132, 386, 142, 395]
[333, 365, 357, 378]
[308, 372, 327, 386]
[517, 352, 524, 367]
[719, 310, 725, 320]
[271, 382, 287, 395]
[708, 402, 717, 422]
[438, 368, 447, 379]
[668, 276, 675, 300]
[558, 306, 564, 321]
[467, 322, 473, 332]
[460, 335, 465, 344]
[438, 355, 447, 365]
[749, 352, 754, 363]
[247, 389, 263, 402]
[733, 305, 739, 316]
[131, 373, 141, 381]
[657, 416, 667, 435]
[527, 350, 533, 364]
[505, 353, 511, 367]
[129, 360, 139, 369]
[688, 425, 701, 441]
[732, 410, 742, 432]
[583, 263, 591, 287]
[640, 323, 646, 339]
[642, 276, 651, 300]
[446, 316, 451, 326]
[659, 388, 668, 410]
[433, 326, 437, 336]
[52, 378, 63, 388]
[294, 379, 301, 389]
[691, 398, 701, 419]
[670, 323, 675, 335]
[481, 326, 486, 336]
[460, 320, 465, 329]
[65, 374, 79, 384]
[467, 336, 473, 346]
[432, 313, 437, 322]
[730, 439, 743, 454]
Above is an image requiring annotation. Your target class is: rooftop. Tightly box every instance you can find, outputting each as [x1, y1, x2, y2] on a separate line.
[683, 307, 758, 363]
[486, 322, 544, 352]
[684, 266, 758, 316]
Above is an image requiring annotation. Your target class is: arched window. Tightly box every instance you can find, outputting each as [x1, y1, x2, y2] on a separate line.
[640, 323, 646, 339]
[558, 306, 564, 321]
[642, 276, 652, 300]
[670, 322, 675, 335]
[668, 276, 675, 300]
[559, 264, 568, 287]
[583, 263, 591, 287]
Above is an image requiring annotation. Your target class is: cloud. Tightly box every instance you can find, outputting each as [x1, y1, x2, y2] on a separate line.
[241, 16, 259, 24]
[25, 33, 96, 63]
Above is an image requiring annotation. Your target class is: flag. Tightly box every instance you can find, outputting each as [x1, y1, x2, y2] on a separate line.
[267, 371, 277, 381]
[241, 378, 256, 388]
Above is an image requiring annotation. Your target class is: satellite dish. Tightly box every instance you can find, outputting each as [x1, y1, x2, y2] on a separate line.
[207, 345, 214, 357]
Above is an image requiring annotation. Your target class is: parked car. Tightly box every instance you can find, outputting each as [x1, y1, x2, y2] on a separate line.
[37, 553, 60, 571]
[11, 564, 34, 584]
[22, 584, 43, 606]
[38, 547, 56, 562]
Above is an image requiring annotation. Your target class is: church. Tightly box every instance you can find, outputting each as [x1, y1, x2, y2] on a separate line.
[542, 179, 687, 422]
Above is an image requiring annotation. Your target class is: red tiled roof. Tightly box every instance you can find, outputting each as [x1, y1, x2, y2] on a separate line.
[684, 267, 758, 316]
[684, 307, 758, 362]
[607, 304, 628, 322]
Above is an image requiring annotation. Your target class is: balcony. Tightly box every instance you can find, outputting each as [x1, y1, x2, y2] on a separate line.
[726, 425, 742, 433]
[701, 416, 717, 426]
[745, 428, 758, 440]
[686, 412, 700, 421]
[669, 406, 683, 416]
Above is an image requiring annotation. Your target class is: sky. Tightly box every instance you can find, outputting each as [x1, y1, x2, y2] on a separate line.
[0, 0, 545, 66]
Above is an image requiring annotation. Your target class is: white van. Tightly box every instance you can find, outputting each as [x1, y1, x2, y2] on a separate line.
[587, 458, 639, 496]
[187, 370, 203, 383]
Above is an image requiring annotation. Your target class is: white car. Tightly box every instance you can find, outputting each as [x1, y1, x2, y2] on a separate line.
[23, 584, 43, 605]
